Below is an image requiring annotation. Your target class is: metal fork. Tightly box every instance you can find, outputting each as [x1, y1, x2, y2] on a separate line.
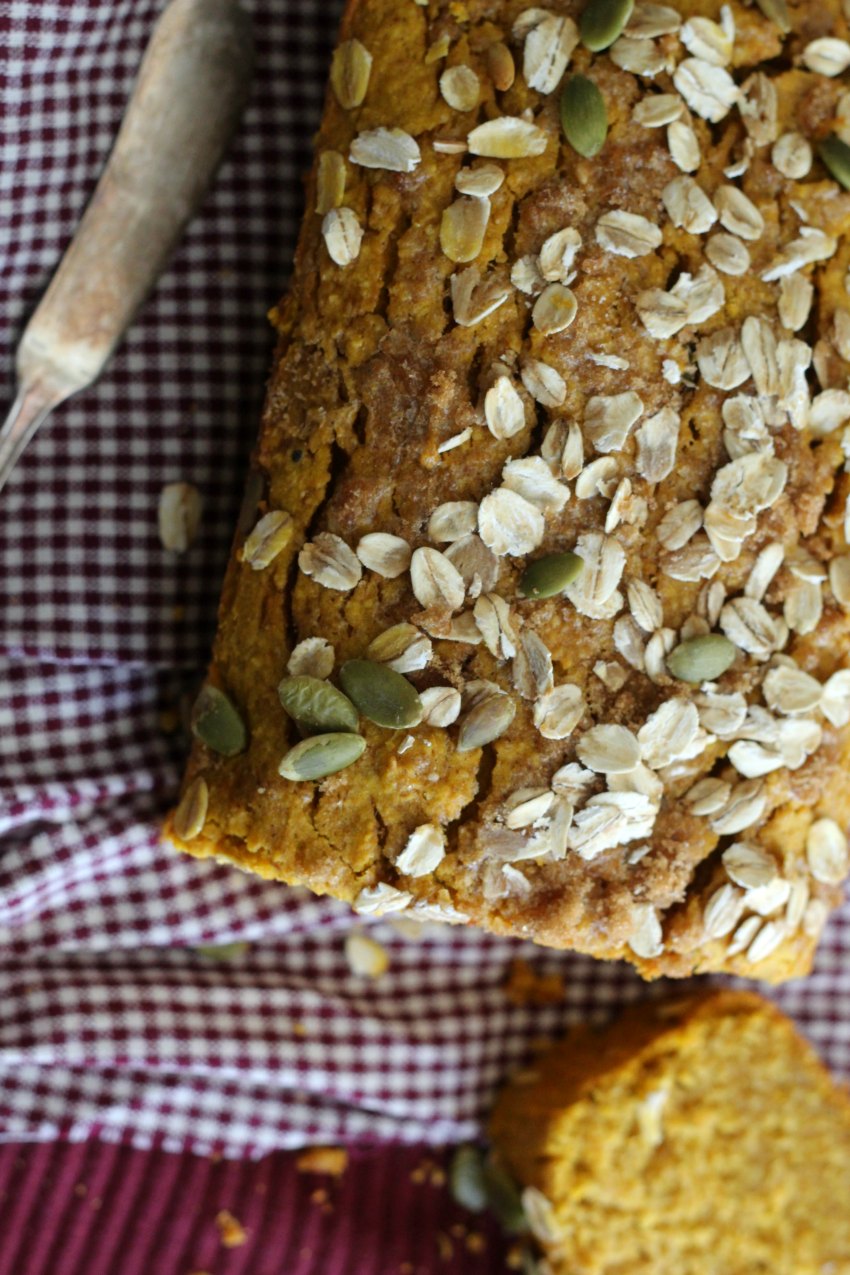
[0, 0, 253, 493]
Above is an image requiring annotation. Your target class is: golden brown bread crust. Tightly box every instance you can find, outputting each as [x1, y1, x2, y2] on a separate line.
[166, 0, 850, 979]
[489, 989, 850, 1274]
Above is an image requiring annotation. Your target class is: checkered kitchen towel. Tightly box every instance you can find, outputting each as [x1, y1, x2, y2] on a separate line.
[0, 0, 849, 1162]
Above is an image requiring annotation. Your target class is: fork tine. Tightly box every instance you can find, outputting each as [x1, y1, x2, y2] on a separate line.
[0, 385, 56, 494]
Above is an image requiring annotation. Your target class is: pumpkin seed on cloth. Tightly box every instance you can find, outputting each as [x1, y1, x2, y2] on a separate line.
[667, 634, 737, 683]
[481, 1161, 530, 1234]
[277, 675, 359, 733]
[818, 135, 850, 190]
[339, 659, 423, 728]
[279, 732, 366, 780]
[519, 1246, 548, 1275]
[196, 942, 251, 961]
[580, 0, 634, 51]
[191, 685, 247, 756]
[449, 1145, 489, 1212]
[560, 75, 608, 159]
[521, 551, 583, 598]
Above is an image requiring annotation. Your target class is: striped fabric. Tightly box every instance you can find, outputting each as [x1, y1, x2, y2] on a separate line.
[0, 1142, 510, 1274]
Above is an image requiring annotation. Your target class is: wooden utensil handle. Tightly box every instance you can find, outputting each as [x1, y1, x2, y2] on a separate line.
[16, 0, 253, 398]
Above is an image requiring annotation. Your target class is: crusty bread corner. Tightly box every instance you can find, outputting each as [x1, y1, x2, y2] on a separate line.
[167, 0, 850, 981]
[489, 989, 850, 1274]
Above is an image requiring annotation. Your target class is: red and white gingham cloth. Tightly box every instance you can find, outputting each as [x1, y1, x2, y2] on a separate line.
[0, 0, 849, 1162]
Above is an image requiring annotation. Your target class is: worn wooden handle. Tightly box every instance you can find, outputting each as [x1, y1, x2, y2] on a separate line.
[16, 0, 254, 398]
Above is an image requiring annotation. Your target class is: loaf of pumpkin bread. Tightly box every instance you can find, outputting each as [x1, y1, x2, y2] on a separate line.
[489, 990, 850, 1274]
[166, 0, 850, 979]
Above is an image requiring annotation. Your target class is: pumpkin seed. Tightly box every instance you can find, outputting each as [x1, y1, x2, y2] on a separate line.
[580, 0, 634, 51]
[817, 135, 850, 190]
[278, 732, 366, 781]
[191, 685, 247, 756]
[560, 75, 608, 159]
[520, 551, 583, 599]
[667, 633, 737, 683]
[196, 942, 250, 961]
[482, 1161, 529, 1234]
[754, 0, 790, 32]
[520, 1245, 546, 1275]
[339, 659, 423, 729]
[173, 776, 209, 841]
[277, 675, 359, 734]
[458, 693, 516, 751]
[449, 1145, 488, 1212]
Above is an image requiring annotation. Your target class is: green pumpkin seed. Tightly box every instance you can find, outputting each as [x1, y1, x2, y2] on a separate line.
[667, 634, 737, 684]
[520, 551, 583, 599]
[279, 732, 366, 780]
[172, 776, 209, 841]
[278, 675, 359, 734]
[482, 1161, 529, 1235]
[191, 685, 247, 756]
[754, 0, 790, 33]
[818, 135, 850, 191]
[449, 1145, 488, 1213]
[196, 942, 251, 961]
[457, 693, 516, 752]
[520, 1245, 546, 1275]
[580, 0, 634, 50]
[339, 659, 423, 729]
[560, 75, 608, 159]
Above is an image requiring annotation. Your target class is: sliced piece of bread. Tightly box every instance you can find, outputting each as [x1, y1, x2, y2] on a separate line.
[490, 991, 850, 1275]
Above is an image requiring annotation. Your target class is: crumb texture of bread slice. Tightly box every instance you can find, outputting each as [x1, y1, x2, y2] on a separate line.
[166, 0, 850, 980]
[490, 990, 850, 1274]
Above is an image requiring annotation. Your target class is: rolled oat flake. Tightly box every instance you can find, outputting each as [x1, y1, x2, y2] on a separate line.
[279, 732, 366, 781]
[191, 684, 247, 756]
[173, 776, 209, 841]
[277, 675, 359, 734]
[458, 693, 516, 751]
[339, 659, 423, 729]
[242, 509, 293, 570]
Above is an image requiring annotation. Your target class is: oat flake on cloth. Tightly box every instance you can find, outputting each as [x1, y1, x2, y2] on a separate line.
[0, 0, 848, 1162]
